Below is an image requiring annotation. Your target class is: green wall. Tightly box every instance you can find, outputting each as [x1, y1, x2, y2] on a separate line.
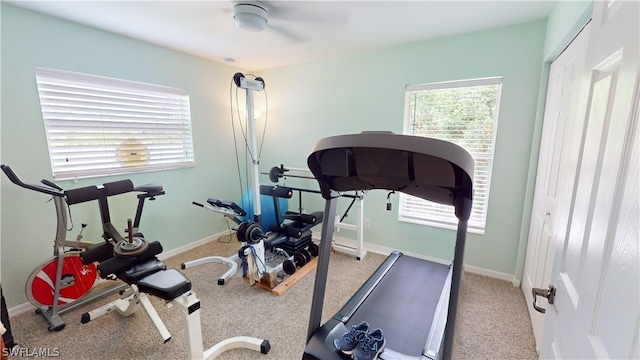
[544, 0, 593, 61]
[259, 20, 547, 277]
[0, 4, 244, 307]
[1, 2, 591, 309]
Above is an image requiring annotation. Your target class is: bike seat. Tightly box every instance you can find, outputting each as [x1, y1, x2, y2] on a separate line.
[135, 183, 163, 194]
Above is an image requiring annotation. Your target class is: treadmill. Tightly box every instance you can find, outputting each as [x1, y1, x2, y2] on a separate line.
[303, 132, 474, 360]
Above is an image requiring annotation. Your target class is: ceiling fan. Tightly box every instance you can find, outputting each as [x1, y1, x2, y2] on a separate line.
[228, 1, 352, 42]
[233, 2, 270, 32]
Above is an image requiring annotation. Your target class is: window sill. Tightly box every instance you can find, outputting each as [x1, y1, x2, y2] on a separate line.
[398, 215, 485, 235]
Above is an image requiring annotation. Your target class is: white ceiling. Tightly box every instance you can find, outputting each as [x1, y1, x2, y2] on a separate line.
[8, 0, 557, 71]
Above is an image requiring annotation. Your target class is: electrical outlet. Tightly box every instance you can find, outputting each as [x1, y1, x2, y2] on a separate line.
[364, 219, 371, 230]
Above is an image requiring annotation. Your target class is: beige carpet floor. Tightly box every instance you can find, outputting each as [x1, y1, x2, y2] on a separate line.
[6, 235, 537, 359]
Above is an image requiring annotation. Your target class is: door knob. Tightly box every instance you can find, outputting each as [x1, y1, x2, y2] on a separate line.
[532, 284, 556, 314]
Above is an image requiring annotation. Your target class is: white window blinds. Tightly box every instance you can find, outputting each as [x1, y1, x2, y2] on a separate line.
[400, 77, 502, 233]
[35, 67, 195, 180]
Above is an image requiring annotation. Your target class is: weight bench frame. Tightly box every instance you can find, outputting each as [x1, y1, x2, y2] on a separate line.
[82, 283, 172, 342]
[83, 264, 270, 359]
[79, 183, 270, 358]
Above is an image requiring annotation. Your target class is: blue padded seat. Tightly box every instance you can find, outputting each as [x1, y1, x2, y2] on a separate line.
[137, 269, 192, 301]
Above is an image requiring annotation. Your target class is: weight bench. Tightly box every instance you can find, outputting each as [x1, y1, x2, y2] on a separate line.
[82, 247, 269, 358]
[260, 184, 323, 254]
[78, 180, 270, 359]
[80, 241, 185, 343]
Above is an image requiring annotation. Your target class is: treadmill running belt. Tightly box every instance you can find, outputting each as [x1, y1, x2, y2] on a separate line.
[345, 256, 450, 357]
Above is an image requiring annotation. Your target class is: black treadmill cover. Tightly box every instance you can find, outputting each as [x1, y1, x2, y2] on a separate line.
[307, 132, 474, 220]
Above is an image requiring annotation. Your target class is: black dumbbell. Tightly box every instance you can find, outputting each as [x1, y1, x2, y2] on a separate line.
[282, 252, 307, 275]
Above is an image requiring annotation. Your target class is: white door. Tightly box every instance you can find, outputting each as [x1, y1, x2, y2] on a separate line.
[541, 1, 639, 358]
[522, 22, 590, 350]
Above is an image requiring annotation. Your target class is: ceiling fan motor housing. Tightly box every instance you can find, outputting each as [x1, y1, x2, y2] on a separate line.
[234, 2, 269, 32]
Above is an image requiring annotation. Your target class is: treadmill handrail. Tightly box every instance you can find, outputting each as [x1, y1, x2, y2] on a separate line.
[307, 132, 473, 220]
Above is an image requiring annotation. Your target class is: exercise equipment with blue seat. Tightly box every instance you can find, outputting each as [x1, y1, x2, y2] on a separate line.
[183, 180, 324, 288]
[238, 187, 288, 231]
[182, 73, 323, 291]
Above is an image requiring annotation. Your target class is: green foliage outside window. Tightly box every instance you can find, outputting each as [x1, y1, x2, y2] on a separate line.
[402, 79, 501, 233]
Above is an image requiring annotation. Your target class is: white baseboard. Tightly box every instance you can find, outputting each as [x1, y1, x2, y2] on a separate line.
[8, 231, 229, 318]
[7, 302, 34, 318]
[463, 264, 521, 287]
[157, 231, 230, 260]
[324, 235, 520, 286]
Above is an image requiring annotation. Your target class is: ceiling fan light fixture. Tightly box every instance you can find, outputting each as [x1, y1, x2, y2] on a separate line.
[234, 3, 268, 32]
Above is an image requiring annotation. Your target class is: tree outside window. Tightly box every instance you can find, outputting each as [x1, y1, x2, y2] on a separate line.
[401, 77, 502, 234]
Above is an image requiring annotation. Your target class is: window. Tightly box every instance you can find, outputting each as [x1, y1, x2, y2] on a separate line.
[400, 77, 502, 234]
[35, 67, 195, 180]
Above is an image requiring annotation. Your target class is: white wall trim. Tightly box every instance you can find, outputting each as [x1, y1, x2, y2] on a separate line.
[7, 302, 33, 318]
[463, 264, 521, 287]
[360, 241, 451, 266]
[8, 231, 230, 318]
[330, 235, 520, 287]
[157, 231, 231, 261]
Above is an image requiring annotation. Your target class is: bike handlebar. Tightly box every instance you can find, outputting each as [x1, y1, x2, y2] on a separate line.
[1, 165, 63, 197]
[2, 164, 165, 202]
[41, 178, 63, 191]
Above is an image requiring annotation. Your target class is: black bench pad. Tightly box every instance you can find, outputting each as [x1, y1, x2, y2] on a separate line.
[96, 241, 164, 280]
[118, 258, 166, 284]
[137, 269, 192, 301]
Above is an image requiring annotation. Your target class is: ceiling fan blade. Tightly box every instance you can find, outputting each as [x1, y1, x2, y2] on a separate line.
[189, 2, 235, 37]
[265, 1, 353, 25]
[267, 23, 310, 43]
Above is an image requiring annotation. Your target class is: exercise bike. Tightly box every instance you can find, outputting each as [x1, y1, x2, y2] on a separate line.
[0, 165, 156, 331]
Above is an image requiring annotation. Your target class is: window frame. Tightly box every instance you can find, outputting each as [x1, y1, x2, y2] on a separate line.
[399, 76, 502, 234]
[35, 67, 195, 180]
